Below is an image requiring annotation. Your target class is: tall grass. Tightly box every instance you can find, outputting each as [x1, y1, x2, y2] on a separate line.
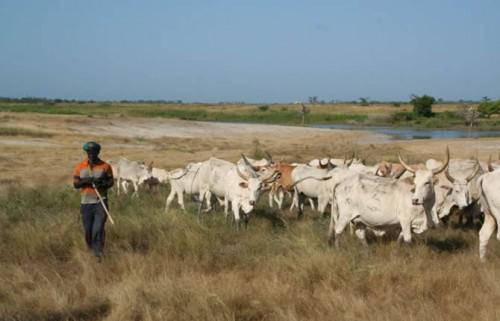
[1, 186, 500, 320]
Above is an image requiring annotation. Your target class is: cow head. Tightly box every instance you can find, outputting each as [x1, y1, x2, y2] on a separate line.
[375, 161, 392, 177]
[444, 161, 481, 209]
[236, 165, 262, 207]
[137, 162, 154, 185]
[238, 156, 281, 207]
[399, 147, 449, 208]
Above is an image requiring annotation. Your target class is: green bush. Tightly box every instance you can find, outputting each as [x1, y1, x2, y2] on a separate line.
[478, 100, 500, 118]
[257, 105, 269, 112]
[411, 95, 435, 117]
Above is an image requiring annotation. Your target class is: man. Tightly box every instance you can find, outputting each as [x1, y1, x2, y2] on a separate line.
[73, 141, 114, 261]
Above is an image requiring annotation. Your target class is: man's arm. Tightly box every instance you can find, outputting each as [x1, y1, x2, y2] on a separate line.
[73, 176, 94, 189]
[94, 164, 114, 189]
[73, 164, 94, 189]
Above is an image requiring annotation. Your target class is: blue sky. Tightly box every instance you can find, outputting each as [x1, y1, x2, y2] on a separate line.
[1, 0, 499, 102]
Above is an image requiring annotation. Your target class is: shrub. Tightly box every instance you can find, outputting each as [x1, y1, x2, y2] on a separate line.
[257, 105, 269, 112]
[478, 100, 500, 118]
[411, 95, 435, 117]
[391, 111, 415, 122]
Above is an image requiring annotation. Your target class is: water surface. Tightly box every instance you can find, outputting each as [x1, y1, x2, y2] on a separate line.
[312, 124, 500, 140]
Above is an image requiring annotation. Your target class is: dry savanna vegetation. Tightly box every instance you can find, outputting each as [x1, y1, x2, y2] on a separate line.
[1, 111, 500, 320]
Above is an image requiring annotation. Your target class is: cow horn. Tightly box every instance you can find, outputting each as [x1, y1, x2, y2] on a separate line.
[488, 155, 494, 172]
[264, 151, 273, 164]
[398, 153, 416, 174]
[344, 153, 355, 167]
[432, 147, 450, 176]
[465, 160, 481, 182]
[236, 166, 249, 181]
[444, 168, 455, 184]
[262, 170, 281, 184]
[393, 168, 407, 179]
[241, 154, 258, 176]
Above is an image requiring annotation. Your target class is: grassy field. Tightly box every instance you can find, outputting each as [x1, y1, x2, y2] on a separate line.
[1, 185, 500, 321]
[1, 101, 498, 129]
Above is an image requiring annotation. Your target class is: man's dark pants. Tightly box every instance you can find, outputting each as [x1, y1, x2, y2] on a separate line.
[81, 201, 107, 257]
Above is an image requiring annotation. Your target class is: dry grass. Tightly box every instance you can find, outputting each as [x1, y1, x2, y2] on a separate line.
[1, 186, 500, 321]
[1, 112, 500, 320]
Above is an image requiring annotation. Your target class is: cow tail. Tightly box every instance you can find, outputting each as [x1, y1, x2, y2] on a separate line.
[190, 165, 202, 195]
[478, 175, 492, 218]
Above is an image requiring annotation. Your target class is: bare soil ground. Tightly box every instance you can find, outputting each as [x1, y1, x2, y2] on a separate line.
[1, 112, 499, 187]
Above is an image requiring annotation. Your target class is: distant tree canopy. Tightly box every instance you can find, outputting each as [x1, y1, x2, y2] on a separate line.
[411, 95, 435, 117]
[478, 100, 500, 118]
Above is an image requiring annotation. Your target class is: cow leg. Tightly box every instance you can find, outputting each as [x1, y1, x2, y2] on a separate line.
[354, 227, 369, 247]
[121, 179, 127, 194]
[297, 192, 306, 219]
[224, 198, 230, 220]
[131, 181, 139, 197]
[204, 191, 212, 212]
[308, 198, 316, 211]
[165, 189, 176, 213]
[290, 189, 298, 211]
[333, 215, 351, 249]
[197, 192, 205, 219]
[349, 222, 355, 235]
[243, 213, 249, 229]
[177, 191, 185, 211]
[232, 202, 241, 230]
[479, 212, 496, 261]
[268, 190, 274, 208]
[398, 222, 412, 244]
[328, 204, 336, 246]
[276, 189, 285, 209]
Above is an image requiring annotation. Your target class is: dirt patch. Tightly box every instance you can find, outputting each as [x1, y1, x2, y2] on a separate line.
[1, 112, 499, 186]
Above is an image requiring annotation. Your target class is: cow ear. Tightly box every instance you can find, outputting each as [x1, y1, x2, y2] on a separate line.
[239, 182, 248, 188]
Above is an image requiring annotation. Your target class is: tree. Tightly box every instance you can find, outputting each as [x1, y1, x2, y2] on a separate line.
[300, 104, 309, 126]
[359, 97, 369, 106]
[460, 105, 480, 127]
[410, 95, 435, 117]
[308, 96, 318, 104]
[478, 100, 500, 118]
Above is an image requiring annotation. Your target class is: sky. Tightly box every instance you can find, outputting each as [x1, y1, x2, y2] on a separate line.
[0, 0, 499, 103]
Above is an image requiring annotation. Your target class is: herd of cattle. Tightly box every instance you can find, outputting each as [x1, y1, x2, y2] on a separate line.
[108, 150, 500, 261]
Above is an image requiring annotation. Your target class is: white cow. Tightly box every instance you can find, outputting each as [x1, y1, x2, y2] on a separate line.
[291, 164, 332, 218]
[477, 168, 500, 260]
[164, 162, 213, 213]
[197, 157, 279, 228]
[426, 159, 482, 225]
[329, 149, 449, 247]
[110, 158, 153, 196]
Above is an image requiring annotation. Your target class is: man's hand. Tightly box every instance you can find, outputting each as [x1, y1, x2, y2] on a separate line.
[94, 177, 113, 189]
[80, 177, 95, 185]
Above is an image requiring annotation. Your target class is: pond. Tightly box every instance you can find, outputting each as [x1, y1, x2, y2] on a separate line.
[312, 124, 500, 140]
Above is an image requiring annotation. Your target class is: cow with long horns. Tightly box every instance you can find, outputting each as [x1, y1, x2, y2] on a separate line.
[329, 148, 450, 247]
[197, 155, 280, 229]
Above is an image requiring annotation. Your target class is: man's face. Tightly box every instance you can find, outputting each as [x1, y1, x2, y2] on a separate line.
[87, 150, 99, 163]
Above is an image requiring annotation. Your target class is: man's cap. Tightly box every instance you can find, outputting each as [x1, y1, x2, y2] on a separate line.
[83, 141, 101, 152]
